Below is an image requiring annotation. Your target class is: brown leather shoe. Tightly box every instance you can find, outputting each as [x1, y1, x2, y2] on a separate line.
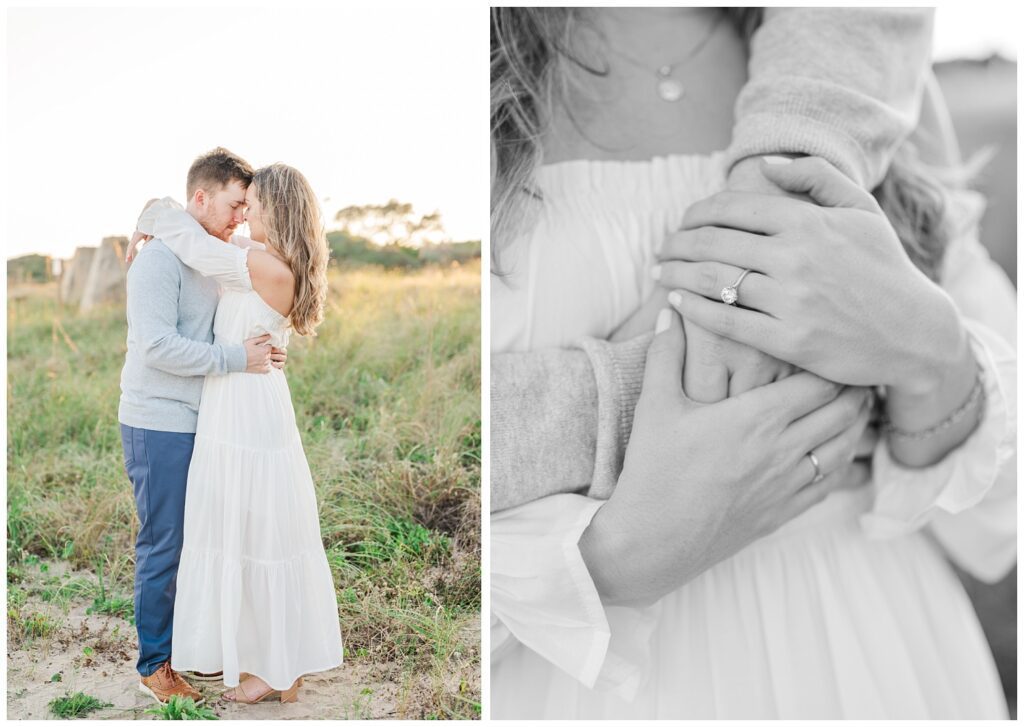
[139, 662, 205, 705]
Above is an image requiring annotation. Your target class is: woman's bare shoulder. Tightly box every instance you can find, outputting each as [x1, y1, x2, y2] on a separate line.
[247, 249, 295, 316]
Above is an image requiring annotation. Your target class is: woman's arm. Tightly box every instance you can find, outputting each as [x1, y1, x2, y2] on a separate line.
[135, 198, 253, 292]
[135, 199, 293, 318]
[658, 156, 985, 465]
[863, 189, 1016, 582]
[612, 8, 935, 371]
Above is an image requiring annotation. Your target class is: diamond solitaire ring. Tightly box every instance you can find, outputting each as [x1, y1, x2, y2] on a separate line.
[720, 268, 752, 306]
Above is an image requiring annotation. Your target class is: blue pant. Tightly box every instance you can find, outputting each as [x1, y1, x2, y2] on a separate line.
[120, 424, 195, 677]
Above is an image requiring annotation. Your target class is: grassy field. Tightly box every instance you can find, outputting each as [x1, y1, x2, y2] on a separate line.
[7, 262, 481, 719]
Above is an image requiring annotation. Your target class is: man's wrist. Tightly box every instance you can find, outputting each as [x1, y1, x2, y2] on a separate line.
[578, 502, 634, 606]
[726, 153, 805, 194]
[226, 343, 248, 374]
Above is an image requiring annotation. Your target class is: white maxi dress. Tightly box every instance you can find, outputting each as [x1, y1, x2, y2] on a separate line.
[137, 200, 344, 690]
[490, 153, 1016, 719]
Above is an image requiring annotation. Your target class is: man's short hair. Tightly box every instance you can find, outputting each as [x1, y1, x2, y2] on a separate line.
[186, 147, 254, 200]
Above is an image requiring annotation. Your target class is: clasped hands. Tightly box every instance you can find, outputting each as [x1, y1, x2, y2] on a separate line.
[654, 156, 963, 394]
[615, 155, 962, 397]
[582, 157, 969, 605]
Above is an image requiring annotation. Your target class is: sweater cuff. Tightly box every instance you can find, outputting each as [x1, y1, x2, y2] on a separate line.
[579, 333, 652, 500]
[224, 344, 247, 374]
[726, 112, 871, 187]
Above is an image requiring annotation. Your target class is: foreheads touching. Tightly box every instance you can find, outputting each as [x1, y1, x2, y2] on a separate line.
[185, 147, 254, 242]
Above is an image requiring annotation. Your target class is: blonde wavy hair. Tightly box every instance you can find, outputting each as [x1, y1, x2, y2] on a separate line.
[252, 163, 329, 336]
[491, 7, 952, 280]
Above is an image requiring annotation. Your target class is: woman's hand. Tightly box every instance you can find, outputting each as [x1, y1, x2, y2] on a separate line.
[610, 288, 793, 402]
[656, 156, 971, 397]
[126, 199, 161, 262]
[126, 230, 152, 263]
[609, 157, 804, 402]
[580, 308, 872, 606]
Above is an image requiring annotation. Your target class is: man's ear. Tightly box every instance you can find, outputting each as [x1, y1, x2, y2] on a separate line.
[193, 188, 206, 208]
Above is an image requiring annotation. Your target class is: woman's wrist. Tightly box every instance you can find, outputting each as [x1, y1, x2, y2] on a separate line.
[884, 323, 980, 467]
[888, 286, 969, 397]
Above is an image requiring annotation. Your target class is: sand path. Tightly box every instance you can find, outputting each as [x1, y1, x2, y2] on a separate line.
[8, 562, 469, 720]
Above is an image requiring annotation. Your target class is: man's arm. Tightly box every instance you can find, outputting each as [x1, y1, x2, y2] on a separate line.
[128, 247, 248, 377]
[726, 7, 934, 189]
[491, 335, 649, 512]
[619, 9, 937, 397]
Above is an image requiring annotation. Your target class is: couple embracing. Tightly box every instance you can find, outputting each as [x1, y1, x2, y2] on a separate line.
[118, 148, 342, 706]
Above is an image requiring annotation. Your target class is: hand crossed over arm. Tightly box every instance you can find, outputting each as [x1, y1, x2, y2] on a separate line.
[609, 156, 804, 402]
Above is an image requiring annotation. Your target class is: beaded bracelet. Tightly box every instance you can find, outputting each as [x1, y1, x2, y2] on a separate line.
[883, 366, 986, 441]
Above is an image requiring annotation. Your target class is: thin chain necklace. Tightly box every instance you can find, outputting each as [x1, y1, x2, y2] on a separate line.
[607, 12, 725, 102]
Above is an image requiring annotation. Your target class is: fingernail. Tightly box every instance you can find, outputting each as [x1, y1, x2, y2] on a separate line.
[761, 155, 793, 165]
[650, 264, 662, 281]
[667, 290, 682, 307]
[655, 308, 671, 334]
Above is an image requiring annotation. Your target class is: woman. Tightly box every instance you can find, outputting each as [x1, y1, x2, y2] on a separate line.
[490, 8, 1014, 719]
[131, 163, 343, 704]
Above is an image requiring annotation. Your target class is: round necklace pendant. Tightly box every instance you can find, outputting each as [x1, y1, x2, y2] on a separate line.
[657, 77, 685, 102]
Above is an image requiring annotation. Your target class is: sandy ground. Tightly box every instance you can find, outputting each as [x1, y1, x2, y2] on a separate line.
[8, 562, 477, 720]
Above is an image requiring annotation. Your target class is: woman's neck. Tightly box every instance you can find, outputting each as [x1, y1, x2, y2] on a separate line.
[590, 7, 722, 52]
[542, 8, 747, 165]
[256, 236, 287, 263]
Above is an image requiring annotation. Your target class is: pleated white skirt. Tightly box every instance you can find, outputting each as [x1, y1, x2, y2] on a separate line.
[492, 489, 1008, 719]
[171, 368, 343, 690]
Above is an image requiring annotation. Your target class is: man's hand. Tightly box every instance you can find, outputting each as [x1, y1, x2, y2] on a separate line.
[582, 308, 873, 606]
[244, 334, 273, 374]
[270, 346, 287, 370]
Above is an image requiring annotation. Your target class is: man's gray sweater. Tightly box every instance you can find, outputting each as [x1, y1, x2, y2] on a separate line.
[118, 239, 246, 433]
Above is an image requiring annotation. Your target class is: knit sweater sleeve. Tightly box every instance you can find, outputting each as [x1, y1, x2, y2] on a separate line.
[490, 334, 651, 512]
[725, 8, 934, 188]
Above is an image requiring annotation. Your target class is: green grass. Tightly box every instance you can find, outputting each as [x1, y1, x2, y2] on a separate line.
[86, 593, 134, 621]
[48, 691, 112, 719]
[145, 695, 218, 720]
[8, 264, 481, 718]
[39, 575, 100, 610]
[21, 611, 59, 639]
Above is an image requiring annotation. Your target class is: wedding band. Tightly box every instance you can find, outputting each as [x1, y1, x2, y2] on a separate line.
[807, 450, 824, 484]
[720, 268, 752, 306]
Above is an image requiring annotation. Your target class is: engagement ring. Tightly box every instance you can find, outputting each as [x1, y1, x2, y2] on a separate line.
[720, 268, 752, 306]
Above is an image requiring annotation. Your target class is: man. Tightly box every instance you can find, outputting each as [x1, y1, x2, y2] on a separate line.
[119, 147, 283, 705]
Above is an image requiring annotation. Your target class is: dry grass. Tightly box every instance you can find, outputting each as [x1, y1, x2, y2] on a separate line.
[7, 262, 481, 719]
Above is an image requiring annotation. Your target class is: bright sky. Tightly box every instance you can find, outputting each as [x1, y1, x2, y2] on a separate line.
[932, 4, 1019, 61]
[6, 5, 487, 259]
[5, 5, 1016, 259]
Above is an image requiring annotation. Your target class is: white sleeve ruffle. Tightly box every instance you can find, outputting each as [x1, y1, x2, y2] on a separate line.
[491, 494, 659, 701]
[859, 189, 1016, 583]
[137, 198, 253, 292]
